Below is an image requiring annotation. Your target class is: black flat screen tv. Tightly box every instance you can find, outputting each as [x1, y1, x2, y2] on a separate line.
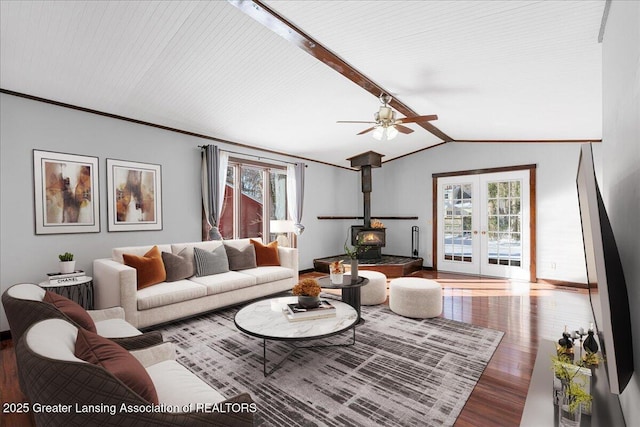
[576, 143, 634, 394]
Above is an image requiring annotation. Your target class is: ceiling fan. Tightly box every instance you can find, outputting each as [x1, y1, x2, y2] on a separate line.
[337, 94, 438, 141]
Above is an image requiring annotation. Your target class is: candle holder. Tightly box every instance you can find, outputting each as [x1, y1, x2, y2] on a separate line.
[572, 328, 588, 364]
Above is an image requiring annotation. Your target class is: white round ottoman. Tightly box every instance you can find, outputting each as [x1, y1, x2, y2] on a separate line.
[389, 277, 442, 318]
[358, 270, 387, 305]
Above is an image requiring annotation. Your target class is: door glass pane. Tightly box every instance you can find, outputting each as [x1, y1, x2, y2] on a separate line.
[239, 167, 263, 238]
[510, 181, 521, 197]
[498, 182, 509, 197]
[486, 179, 522, 267]
[462, 216, 472, 231]
[488, 182, 498, 198]
[462, 184, 472, 199]
[443, 182, 473, 263]
[510, 199, 521, 215]
[487, 199, 497, 215]
[453, 184, 461, 199]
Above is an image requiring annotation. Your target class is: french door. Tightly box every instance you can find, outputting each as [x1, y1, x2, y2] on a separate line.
[436, 169, 531, 280]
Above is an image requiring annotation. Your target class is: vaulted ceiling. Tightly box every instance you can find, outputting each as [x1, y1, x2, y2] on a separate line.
[0, 1, 605, 168]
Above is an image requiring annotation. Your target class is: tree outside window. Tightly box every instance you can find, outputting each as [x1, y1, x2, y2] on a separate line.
[219, 160, 287, 241]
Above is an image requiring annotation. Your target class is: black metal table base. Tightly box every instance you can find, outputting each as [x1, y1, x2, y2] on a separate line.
[262, 326, 356, 376]
[316, 275, 368, 325]
[341, 287, 363, 324]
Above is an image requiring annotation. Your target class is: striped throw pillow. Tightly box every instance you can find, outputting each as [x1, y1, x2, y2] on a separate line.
[193, 246, 230, 277]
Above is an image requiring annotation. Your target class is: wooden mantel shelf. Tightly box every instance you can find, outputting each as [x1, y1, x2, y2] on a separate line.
[317, 216, 418, 220]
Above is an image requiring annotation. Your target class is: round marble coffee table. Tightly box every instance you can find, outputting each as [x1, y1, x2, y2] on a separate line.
[234, 296, 358, 376]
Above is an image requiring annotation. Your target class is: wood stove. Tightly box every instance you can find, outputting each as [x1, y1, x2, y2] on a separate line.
[347, 151, 386, 260]
[351, 226, 386, 260]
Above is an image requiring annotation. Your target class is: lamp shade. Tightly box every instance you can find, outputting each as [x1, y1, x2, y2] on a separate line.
[386, 126, 398, 140]
[372, 126, 398, 141]
[270, 220, 295, 233]
[372, 126, 383, 140]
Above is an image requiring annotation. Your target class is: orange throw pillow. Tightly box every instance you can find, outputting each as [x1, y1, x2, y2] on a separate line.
[250, 239, 281, 266]
[123, 246, 166, 290]
[75, 328, 159, 404]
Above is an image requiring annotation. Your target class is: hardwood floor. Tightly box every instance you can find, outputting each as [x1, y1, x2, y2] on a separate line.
[0, 271, 593, 426]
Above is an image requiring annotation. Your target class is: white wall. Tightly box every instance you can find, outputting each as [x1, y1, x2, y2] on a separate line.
[296, 161, 360, 265]
[602, 1, 640, 423]
[0, 93, 357, 331]
[375, 142, 588, 283]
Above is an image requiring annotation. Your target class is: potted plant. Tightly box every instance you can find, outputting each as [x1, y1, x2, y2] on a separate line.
[58, 252, 75, 274]
[552, 354, 592, 426]
[344, 232, 369, 279]
[292, 278, 322, 308]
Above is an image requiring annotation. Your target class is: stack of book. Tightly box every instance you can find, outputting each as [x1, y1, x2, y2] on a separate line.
[47, 270, 87, 285]
[284, 299, 336, 322]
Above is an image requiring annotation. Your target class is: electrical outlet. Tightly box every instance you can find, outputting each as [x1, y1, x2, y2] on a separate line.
[551, 262, 557, 270]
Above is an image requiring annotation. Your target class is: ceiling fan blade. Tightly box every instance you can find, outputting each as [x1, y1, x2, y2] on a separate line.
[396, 114, 438, 124]
[357, 126, 376, 135]
[337, 120, 376, 124]
[395, 124, 414, 134]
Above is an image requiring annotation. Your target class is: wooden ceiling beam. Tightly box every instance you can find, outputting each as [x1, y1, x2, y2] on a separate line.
[229, 0, 453, 142]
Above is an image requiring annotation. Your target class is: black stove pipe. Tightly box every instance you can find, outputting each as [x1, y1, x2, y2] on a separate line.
[362, 165, 372, 228]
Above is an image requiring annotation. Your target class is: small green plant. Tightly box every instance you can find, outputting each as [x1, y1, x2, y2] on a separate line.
[344, 229, 372, 260]
[58, 252, 74, 262]
[582, 351, 603, 367]
[552, 354, 593, 413]
[344, 236, 367, 259]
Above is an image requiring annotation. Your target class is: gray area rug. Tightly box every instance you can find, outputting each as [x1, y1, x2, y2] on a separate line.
[155, 298, 504, 426]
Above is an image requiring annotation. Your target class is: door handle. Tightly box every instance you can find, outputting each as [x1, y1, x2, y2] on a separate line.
[481, 231, 487, 235]
[473, 231, 478, 235]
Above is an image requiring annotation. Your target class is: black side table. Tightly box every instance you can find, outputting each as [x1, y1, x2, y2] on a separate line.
[39, 276, 94, 310]
[316, 274, 369, 324]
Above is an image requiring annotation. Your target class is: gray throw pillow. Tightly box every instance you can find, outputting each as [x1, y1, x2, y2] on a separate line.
[161, 250, 194, 282]
[194, 246, 230, 277]
[224, 244, 257, 270]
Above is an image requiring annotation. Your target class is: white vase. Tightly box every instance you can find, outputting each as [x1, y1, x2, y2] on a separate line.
[330, 272, 344, 284]
[558, 390, 582, 427]
[59, 260, 76, 274]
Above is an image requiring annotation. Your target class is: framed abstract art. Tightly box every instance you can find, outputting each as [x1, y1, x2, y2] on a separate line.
[106, 158, 162, 231]
[33, 150, 100, 234]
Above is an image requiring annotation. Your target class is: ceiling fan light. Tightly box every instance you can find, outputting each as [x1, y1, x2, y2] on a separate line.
[372, 125, 398, 141]
[372, 126, 384, 140]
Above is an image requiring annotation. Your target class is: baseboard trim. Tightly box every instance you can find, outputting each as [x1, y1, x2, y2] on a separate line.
[299, 268, 316, 275]
[536, 278, 588, 289]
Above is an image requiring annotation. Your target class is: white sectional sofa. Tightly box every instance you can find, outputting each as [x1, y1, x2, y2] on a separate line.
[93, 239, 298, 328]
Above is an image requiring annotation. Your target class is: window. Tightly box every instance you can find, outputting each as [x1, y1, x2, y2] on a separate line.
[219, 159, 287, 240]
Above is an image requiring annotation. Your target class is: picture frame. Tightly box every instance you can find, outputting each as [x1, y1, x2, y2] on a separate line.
[33, 150, 100, 234]
[106, 158, 162, 231]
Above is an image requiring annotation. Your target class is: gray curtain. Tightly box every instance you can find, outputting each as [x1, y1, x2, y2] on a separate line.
[287, 162, 305, 235]
[201, 145, 228, 240]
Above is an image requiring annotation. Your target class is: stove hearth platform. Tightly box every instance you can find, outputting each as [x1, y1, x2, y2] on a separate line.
[313, 255, 424, 278]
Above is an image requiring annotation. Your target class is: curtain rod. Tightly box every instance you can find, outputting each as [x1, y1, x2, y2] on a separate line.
[198, 145, 307, 167]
